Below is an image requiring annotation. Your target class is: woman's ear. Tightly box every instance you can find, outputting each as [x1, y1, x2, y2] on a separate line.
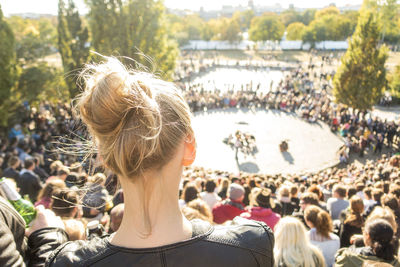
[182, 136, 196, 166]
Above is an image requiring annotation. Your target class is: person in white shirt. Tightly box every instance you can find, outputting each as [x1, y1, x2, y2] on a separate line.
[305, 205, 340, 267]
[200, 180, 221, 211]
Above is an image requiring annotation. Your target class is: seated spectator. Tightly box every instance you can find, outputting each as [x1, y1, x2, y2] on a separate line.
[51, 188, 85, 240]
[335, 219, 400, 266]
[308, 184, 327, 210]
[46, 166, 70, 183]
[179, 183, 198, 208]
[184, 199, 213, 223]
[33, 156, 49, 182]
[363, 187, 374, 211]
[240, 188, 280, 230]
[274, 186, 297, 216]
[381, 193, 400, 237]
[2, 156, 20, 184]
[327, 185, 349, 220]
[199, 180, 221, 210]
[305, 205, 340, 267]
[274, 216, 325, 267]
[290, 184, 300, 211]
[19, 158, 42, 202]
[292, 192, 320, 227]
[212, 184, 245, 224]
[110, 203, 124, 233]
[35, 179, 66, 209]
[339, 196, 364, 248]
[82, 173, 110, 219]
[217, 177, 230, 199]
[364, 188, 384, 217]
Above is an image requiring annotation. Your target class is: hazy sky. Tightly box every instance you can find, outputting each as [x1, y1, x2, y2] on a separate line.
[0, 0, 363, 16]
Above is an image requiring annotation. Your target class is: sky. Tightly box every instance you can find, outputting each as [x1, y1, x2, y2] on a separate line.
[0, 0, 364, 16]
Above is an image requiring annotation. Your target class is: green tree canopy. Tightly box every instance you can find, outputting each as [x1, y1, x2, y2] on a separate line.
[280, 9, 301, 27]
[232, 10, 254, 30]
[7, 16, 57, 64]
[363, 0, 400, 44]
[58, 0, 89, 97]
[17, 63, 69, 106]
[0, 5, 18, 127]
[333, 10, 388, 110]
[85, 0, 178, 79]
[249, 13, 285, 42]
[389, 65, 400, 96]
[286, 22, 306, 40]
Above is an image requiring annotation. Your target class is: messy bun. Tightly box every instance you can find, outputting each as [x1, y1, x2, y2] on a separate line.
[77, 57, 193, 178]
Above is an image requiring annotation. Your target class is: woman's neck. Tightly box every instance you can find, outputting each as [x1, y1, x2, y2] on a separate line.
[110, 171, 193, 248]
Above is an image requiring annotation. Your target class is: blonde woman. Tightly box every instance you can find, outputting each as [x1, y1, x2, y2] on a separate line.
[274, 216, 326, 267]
[46, 57, 274, 266]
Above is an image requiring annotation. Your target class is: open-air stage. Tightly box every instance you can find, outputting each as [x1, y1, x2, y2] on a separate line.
[192, 108, 344, 175]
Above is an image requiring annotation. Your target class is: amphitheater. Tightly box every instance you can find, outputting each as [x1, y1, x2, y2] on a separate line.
[187, 67, 345, 175]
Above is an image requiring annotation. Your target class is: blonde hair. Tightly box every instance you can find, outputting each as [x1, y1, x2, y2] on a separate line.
[274, 217, 326, 267]
[185, 199, 213, 223]
[77, 57, 193, 236]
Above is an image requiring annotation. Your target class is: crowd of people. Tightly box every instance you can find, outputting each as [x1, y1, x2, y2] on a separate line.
[0, 54, 399, 266]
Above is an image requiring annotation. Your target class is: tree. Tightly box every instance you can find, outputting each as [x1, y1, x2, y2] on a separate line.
[58, 0, 89, 98]
[363, 0, 400, 44]
[333, 11, 388, 110]
[280, 9, 301, 27]
[8, 16, 57, 64]
[0, 5, 18, 127]
[249, 14, 285, 42]
[85, 0, 178, 79]
[232, 10, 254, 30]
[299, 9, 316, 25]
[302, 13, 354, 42]
[17, 63, 69, 106]
[389, 65, 400, 96]
[286, 22, 306, 40]
[315, 6, 340, 18]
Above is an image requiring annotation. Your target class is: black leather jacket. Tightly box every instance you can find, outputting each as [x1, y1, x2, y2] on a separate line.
[46, 217, 274, 267]
[0, 196, 68, 267]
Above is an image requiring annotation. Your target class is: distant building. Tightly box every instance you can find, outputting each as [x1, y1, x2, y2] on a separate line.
[8, 13, 55, 19]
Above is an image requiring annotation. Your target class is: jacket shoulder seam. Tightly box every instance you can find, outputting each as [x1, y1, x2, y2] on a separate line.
[201, 238, 271, 258]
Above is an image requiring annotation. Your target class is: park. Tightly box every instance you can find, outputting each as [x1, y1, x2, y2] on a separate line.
[1, 0, 400, 266]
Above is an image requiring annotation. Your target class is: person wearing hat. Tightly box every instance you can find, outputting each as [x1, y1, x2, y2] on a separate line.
[240, 188, 281, 230]
[212, 184, 246, 224]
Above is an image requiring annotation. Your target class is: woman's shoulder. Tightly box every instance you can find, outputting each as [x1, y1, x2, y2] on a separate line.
[46, 218, 274, 267]
[45, 237, 110, 266]
[208, 217, 274, 249]
[204, 217, 274, 265]
[334, 246, 400, 267]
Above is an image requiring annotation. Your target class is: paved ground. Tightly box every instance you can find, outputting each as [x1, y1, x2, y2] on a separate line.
[372, 106, 400, 122]
[192, 108, 344, 175]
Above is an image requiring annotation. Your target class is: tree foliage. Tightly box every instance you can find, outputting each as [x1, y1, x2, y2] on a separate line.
[58, 0, 89, 98]
[17, 63, 69, 106]
[389, 65, 400, 96]
[85, 0, 178, 79]
[249, 13, 285, 41]
[363, 0, 400, 44]
[301, 10, 355, 43]
[232, 10, 254, 30]
[333, 11, 388, 110]
[7, 16, 57, 64]
[0, 5, 18, 127]
[286, 22, 306, 40]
